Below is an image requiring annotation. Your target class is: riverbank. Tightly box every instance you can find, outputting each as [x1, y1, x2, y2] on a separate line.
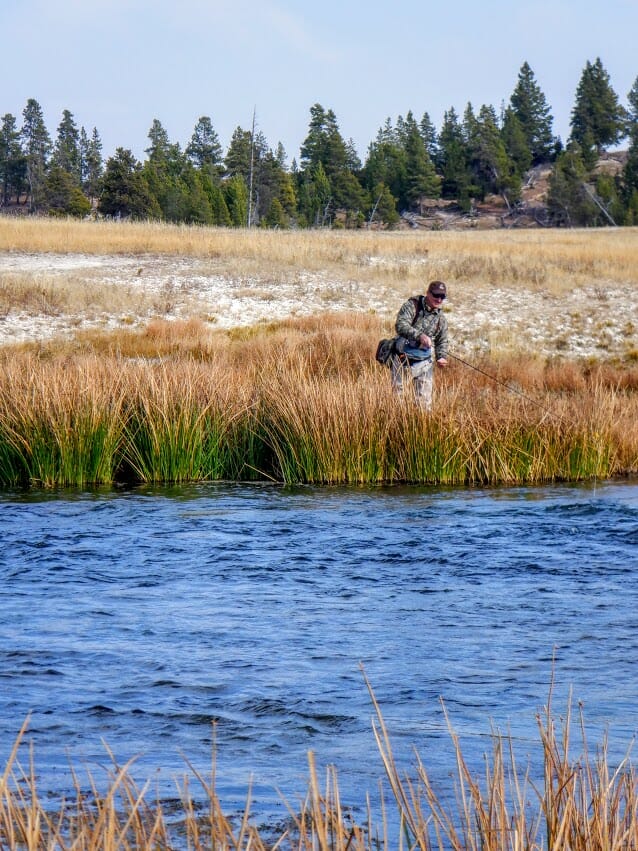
[1, 313, 637, 487]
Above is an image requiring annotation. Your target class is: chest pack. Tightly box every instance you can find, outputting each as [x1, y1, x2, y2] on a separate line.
[374, 296, 440, 365]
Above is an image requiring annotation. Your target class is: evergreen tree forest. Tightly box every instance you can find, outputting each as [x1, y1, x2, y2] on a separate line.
[1, 59, 638, 229]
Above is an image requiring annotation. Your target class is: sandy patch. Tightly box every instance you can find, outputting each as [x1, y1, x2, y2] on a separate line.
[0, 251, 636, 360]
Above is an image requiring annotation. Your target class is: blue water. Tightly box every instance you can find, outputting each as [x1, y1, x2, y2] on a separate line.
[1, 480, 638, 828]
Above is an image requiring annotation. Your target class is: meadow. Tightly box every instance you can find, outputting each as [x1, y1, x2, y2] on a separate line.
[1, 217, 638, 298]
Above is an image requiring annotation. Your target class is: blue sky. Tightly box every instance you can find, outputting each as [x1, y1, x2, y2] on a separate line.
[2, 0, 637, 166]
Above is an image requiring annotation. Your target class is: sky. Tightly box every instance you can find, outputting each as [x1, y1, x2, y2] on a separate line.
[2, 0, 637, 166]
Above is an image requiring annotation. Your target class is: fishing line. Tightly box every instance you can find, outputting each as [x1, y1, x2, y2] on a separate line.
[447, 352, 565, 423]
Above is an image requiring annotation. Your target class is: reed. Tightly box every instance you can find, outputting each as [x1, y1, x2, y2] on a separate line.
[257, 367, 394, 483]
[0, 355, 126, 487]
[120, 360, 257, 483]
[0, 315, 637, 487]
[1, 685, 636, 850]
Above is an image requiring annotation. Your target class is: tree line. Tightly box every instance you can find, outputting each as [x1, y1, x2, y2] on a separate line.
[1, 58, 637, 228]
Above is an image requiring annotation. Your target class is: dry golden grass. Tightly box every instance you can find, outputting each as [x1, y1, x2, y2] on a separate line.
[1, 681, 637, 850]
[0, 270, 172, 322]
[2, 218, 637, 361]
[1, 217, 637, 293]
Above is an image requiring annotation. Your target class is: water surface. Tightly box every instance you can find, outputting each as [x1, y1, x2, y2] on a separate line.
[1, 479, 637, 824]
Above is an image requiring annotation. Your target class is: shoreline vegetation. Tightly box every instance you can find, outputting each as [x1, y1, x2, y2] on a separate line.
[2, 325, 638, 488]
[2, 683, 637, 850]
[1, 219, 638, 488]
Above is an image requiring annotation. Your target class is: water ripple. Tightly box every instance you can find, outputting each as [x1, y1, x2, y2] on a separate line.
[0, 479, 637, 820]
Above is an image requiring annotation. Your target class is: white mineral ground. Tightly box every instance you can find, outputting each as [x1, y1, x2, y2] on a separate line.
[1, 251, 636, 360]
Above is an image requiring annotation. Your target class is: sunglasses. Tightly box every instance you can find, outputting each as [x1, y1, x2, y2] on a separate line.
[430, 292, 446, 300]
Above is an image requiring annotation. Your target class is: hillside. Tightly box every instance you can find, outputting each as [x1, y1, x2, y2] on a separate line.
[401, 151, 629, 230]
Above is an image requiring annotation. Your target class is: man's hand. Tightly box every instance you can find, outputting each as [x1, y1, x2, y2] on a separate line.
[418, 333, 432, 349]
[437, 358, 448, 367]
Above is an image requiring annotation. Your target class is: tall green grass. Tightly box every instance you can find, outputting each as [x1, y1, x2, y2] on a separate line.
[0, 317, 636, 488]
[0, 357, 126, 487]
[120, 362, 256, 483]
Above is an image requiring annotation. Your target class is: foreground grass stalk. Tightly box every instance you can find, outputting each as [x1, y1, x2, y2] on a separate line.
[1, 684, 638, 850]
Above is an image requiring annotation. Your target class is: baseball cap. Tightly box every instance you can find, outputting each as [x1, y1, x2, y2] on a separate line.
[428, 281, 447, 297]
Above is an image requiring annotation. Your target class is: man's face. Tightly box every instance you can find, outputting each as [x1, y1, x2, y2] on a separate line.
[426, 290, 446, 309]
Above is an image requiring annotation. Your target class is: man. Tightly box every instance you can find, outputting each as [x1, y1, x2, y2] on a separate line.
[390, 280, 449, 410]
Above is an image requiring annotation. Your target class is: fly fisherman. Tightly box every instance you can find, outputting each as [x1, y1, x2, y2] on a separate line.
[390, 280, 449, 410]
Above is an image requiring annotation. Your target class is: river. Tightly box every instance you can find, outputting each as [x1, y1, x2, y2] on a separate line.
[1, 479, 637, 829]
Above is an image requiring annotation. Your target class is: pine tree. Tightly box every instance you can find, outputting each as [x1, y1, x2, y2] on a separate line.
[52, 109, 81, 183]
[344, 138, 361, 172]
[98, 148, 160, 219]
[299, 104, 365, 225]
[395, 114, 408, 145]
[142, 120, 190, 220]
[299, 104, 348, 180]
[145, 119, 172, 162]
[402, 112, 440, 210]
[547, 146, 599, 226]
[361, 120, 406, 204]
[261, 197, 288, 228]
[296, 161, 332, 227]
[223, 174, 249, 226]
[369, 181, 399, 227]
[0, 113, 26, 206]
[419, 112, 438, 161]
[44, 165, 91, 217]
[180, 162, 214, 225]
[186, 116, 223, 177]
[509, 62, 555, 163]
[224, 126, 255, 180]
[226, 126, 273, 225]
[331, 170, 368, 223]
[622, 76, 638, 209]
[250, 149, 297, 226]
[469, 105, 519, 203]
[278, 171, 297, 218]
[299, 104, 328, 170]
[21, 98, 51, 212]
[462, 103, 480, 149]
[274, 142, 287, 169]
[200, 171, 231, 226]
[594, 172, 624, 226]
[80, 127, 103, 201]
[501, 107, 532, 176]
[570, 58, 628, 158]
[628, 75, 638, 125]
[437, 107, 472, 206]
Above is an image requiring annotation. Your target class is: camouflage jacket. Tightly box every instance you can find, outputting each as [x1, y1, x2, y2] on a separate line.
[395, 296, 449, 360]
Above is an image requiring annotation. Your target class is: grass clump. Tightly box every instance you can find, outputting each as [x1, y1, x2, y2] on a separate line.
[0, 355, 126, 487]
[121, 361, 256, 483]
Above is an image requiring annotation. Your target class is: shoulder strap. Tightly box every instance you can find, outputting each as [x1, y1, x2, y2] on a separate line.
[410, 295, 425, 325]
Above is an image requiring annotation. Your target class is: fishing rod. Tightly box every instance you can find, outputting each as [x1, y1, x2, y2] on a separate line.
[446, 351, 565, 422]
